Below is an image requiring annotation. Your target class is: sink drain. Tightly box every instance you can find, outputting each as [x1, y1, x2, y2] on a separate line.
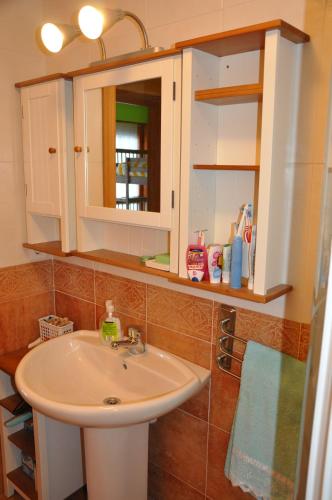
[103, 396, 121, 405]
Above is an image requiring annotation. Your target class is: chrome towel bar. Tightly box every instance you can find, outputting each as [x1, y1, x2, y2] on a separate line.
[216, 305, 247, 380]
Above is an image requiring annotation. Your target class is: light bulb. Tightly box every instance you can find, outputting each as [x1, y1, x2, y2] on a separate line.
[78, 5, 104, 40]
[41, 23, 64, 53]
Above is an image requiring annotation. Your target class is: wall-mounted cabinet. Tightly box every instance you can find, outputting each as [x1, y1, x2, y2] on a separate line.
[177, 21, 308, 297]
[17, 77, 76, 255]
[73, 55, 181, 273]
[15, 21, 309, 302]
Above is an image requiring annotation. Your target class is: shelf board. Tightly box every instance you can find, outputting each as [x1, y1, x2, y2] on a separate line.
[195, 83, 263, 105]
[7, 467, 37, 500]
[23, 241, 72, 257]
[72, 249, 177, 280]
[0, 394, 23, 414]
[167, 276, 292, 303]
[8, 429, 35, 460]
[193, 164, 260, 171]
[175, 19, 309, 56]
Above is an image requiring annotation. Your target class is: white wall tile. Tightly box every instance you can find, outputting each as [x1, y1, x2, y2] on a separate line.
[223, 0, 306, 31]
[146, 0, 222, 29]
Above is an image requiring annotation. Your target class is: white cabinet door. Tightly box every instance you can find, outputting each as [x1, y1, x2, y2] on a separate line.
[22, 81, 62, 217]
[74, 55, 181, 230]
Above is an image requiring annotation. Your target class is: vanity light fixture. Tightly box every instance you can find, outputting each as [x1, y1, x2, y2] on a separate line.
[40, 22, 107, 60]
[78, 5, 164, 66]
[40, 6, 162, 66]
[40, 23, 80, 54]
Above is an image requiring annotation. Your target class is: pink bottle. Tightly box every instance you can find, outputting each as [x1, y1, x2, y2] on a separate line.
[186, 230, 209, 282]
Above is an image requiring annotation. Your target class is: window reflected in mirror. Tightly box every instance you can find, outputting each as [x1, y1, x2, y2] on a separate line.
[86, 78, 161, 212]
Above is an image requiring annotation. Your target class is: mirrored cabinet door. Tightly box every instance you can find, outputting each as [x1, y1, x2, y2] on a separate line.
[74, 56, 181, 229]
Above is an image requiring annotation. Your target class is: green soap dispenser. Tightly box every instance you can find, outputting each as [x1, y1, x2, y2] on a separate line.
[99, 300, 121, 345]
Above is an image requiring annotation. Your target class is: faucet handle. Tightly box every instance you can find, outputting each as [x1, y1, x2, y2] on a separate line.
[128, 327, 141, 341]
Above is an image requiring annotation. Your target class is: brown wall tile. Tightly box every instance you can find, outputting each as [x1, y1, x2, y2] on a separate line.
[147, 285, 212, 342]
[149, 409, 208, 494]
[235, 308, 300, 357]
[147, 323, 211, 369]
[54, 260, 95, 302]
[180, 383, 210, 422]
[206, 425, 251, 500]
[0, 291, 54, 353]
[95, 271, 146, 320]
[0, 261, 53, 303]
[210, 346, 240, 433]
[148, 462, 204, 500]
[299, 323, 311, 361]
[55, 291, 95, 331]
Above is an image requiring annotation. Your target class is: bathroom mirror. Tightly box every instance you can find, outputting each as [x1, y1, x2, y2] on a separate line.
[85, 78, 161, 213]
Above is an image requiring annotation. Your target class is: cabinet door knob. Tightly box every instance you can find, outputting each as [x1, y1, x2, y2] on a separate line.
[74, 146, 82, 153]
[48, 147, 56, 154]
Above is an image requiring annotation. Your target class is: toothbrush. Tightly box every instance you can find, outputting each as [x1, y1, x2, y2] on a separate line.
[248, 225, 257, 290]
[236, 204, 249, 239]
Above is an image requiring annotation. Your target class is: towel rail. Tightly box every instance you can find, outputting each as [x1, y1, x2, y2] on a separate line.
[216, 305, 247, 380]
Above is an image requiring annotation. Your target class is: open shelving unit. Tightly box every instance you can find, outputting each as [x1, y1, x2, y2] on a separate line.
[0, 392, 37, 500]
[0, 352, 85, 500]
[176, 19, 309, 298]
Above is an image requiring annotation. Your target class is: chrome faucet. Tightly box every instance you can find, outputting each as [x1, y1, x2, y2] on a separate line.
[111, 327, 145, 354]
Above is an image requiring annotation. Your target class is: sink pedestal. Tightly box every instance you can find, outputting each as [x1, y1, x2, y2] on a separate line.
[84, 423, 149, 500]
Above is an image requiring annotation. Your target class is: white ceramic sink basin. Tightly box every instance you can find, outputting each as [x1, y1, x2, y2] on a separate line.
[15, 330, 210, 428]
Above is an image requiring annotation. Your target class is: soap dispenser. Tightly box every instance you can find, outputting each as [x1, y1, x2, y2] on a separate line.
[99, 300, 121, 345]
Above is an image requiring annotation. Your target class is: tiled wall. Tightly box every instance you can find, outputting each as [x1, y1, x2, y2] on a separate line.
[0, 261, 54, 353]
[52, 259, 310, 500]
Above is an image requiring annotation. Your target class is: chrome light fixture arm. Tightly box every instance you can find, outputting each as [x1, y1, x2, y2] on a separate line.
[122, 11, 150, 49]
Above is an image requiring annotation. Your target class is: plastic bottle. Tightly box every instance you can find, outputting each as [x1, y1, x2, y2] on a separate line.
[230, 235, 243, 289]
[207, 244, 222, 283]
[99, 300, 121, 345]
[186, 230, 209, 282]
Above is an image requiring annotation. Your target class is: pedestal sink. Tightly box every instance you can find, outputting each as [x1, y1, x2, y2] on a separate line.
[15, 330, 210, 500]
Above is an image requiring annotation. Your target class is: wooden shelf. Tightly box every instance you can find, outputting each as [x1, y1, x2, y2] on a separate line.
[8, 429, 35, 460]
[23, 241, 72, 257]
[0, 394, 23, 414]
[71, 249, 177, 280]
[195, 83, 263, 105]
[7, 467, 37, 500]
[193, 164, 260, 171]
[27, 244, 291, 303]
[175, 19, 309, 56]
[167, 276, 292, 303]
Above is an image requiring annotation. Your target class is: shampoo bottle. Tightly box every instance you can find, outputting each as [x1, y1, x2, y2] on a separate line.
[186, 230, 208, 282]
[99, 300, 121, 345]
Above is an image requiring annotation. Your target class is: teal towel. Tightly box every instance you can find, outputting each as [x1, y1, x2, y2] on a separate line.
[225, 341, 306, 499]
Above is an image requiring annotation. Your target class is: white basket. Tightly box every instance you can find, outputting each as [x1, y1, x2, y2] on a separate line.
[39, 315, 74, 341]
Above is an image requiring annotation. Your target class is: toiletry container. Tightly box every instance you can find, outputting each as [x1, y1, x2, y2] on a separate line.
[207, 245, 222, 283]
[231, 236, 243, 289]
[99, 300, 121, 345]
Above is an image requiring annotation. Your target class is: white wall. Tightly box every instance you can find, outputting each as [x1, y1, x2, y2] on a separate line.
[0, 0, 46, 267]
